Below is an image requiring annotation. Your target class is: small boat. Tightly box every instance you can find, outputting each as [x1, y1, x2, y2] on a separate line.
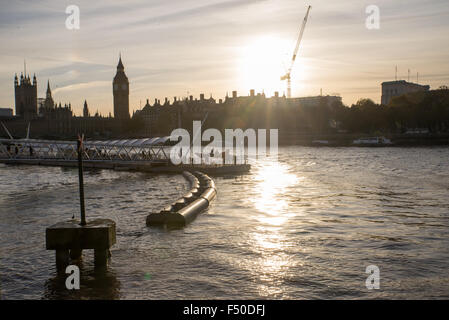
[352, 136, 392, 146]
[312, 140, 329, 146]
[405, 128, 429, 135]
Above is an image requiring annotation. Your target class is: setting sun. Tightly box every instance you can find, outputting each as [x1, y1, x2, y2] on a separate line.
[238, 36, 289, 97]
[237, 35, 309, 98]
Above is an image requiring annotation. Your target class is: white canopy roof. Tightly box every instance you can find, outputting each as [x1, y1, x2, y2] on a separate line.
[0, 136, 175, 148]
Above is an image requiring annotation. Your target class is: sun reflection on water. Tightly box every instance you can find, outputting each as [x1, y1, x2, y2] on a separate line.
[249, 160, 302, 297]
[253, 161, 301, 224]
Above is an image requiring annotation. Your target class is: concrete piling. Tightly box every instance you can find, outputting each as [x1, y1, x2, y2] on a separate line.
[94, 249, 109, 268]
[55, 250, 70, 270]
[46, 219, 116, 269]
[70, 248, 83, 260]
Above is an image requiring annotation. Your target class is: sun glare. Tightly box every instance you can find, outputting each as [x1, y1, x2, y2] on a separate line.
[252, 161, 300, 226]
[237, 35, 309, 97]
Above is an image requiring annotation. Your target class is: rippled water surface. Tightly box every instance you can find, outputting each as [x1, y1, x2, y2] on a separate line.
[1, 147, 449, 299]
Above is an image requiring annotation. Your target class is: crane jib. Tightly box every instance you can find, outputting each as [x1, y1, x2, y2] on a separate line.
[281, 5, 311, 98]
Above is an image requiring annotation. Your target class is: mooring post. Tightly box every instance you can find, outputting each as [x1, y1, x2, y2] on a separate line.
[45, 134, 116, 270]
[77, 134, 86, 226]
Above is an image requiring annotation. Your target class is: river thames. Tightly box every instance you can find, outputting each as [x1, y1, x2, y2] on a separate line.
[1, 146, 448, 299]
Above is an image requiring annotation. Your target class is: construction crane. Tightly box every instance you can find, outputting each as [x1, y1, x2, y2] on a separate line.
[281, 5, 311, 98]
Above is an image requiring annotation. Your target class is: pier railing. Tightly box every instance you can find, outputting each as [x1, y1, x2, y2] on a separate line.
[0, 137, 172, 162]
[0, 137, 248, 166]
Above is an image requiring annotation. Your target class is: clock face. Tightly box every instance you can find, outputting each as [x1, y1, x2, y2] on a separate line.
[114, 84, 118, 90]
[121, 84, 127, 90]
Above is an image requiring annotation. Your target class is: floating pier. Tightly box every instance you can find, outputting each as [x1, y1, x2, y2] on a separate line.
[0, 158, 250, 174]
[0, 137, 251, 175]
[146, 171, 217, 228]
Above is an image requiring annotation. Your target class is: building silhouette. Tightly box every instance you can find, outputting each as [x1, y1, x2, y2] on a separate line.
[38, 80, 55, 115]
[113, 55, 129, 119]
[381, 80, 430, 105]
[14, 72, 37, 119]
[3, 57, 345, 140]
[44, 80, 55, 109]
[133, 89, 344, 136]
[4, 64, 120, 139]
[0, 108, 13, 117]
[83, 100, 90, 117]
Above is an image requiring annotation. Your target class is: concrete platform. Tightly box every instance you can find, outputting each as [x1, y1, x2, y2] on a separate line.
[46, 218, 116, 269]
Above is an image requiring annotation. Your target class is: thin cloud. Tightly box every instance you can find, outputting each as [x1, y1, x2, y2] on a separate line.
[124, 0, 267, 28]
[53, 80, 110, 94]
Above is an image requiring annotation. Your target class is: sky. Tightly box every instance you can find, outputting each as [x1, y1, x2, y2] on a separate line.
[1, 0, 449, 116]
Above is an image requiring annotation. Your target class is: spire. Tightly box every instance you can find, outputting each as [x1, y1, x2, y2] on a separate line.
[46, 79, 51, 93]
[83, 100, 89, 117]
[33, 73, 36, 85]
[117, 53, 124, 71]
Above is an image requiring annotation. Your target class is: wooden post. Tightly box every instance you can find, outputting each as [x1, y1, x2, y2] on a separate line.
[77, 135, 86, 226]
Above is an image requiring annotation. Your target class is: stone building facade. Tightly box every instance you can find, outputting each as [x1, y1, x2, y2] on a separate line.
[381, 80, 430, 105]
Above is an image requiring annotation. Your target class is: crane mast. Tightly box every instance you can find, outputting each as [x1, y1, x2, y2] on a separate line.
[281, 5, 311, 98]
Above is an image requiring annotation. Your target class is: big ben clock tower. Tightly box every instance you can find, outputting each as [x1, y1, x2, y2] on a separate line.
[113, 54, 129, 119]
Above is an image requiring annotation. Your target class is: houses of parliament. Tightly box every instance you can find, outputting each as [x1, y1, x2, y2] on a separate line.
[1, 57, 131, 139]
[1, 56, 343, 139]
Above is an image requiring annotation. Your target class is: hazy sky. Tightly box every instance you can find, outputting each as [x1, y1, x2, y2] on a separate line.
[1, 0, 448, 116]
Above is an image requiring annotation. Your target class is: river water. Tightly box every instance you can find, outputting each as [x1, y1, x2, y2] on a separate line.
[0, 146, 448, 299]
